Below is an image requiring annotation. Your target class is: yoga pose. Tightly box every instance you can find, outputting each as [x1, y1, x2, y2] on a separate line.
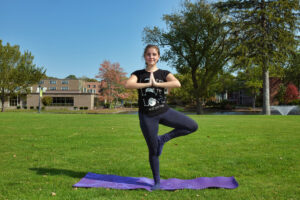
[125, 44, 198, 190]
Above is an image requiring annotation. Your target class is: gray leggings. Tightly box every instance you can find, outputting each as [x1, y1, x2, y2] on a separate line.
[138, 108, 198, 184]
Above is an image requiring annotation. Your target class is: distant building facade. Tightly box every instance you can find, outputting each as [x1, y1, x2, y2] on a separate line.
[27, 79, 95, 110]
[0, 79, 98, 110]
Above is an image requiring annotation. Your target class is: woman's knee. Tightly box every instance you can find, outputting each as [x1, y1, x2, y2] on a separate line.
[189, 121, 198, 132]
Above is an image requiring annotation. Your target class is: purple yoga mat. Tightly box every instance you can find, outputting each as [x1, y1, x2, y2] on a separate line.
[73, 172, 239, 191]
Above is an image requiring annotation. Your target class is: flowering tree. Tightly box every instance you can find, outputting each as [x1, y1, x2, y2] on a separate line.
[285, 83, 299, 103]
[96, 60, 129, 108]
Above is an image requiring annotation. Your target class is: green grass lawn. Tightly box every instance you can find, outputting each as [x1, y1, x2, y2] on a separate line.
[0, 112, 299, 200]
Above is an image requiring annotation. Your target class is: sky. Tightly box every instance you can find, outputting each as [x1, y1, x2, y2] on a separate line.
[0, 0, 192, 79]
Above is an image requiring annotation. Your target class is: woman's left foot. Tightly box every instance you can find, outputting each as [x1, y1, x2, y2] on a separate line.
[151, 183, 161, 190]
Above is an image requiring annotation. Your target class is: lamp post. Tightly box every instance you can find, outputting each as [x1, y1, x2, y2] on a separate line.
[38, 84, 42, 113]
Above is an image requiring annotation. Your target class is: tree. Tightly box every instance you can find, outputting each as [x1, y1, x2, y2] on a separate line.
[143, 0, 232, 114]
[214, 0, 299, 115]
[65, 74, 77, 79]
[284, 51, 300, 89]
[42, 96, 52, 106]
[211, 71, 237, 102]
[285, 83, 299, 103]
[275, 83, 286, 105]
[235, 67, 263, 108]
[123, 88, 138, 107]
[0, 40, 46, 112]
[95, 60, 129, 108]
[167, 73, 195, 105]
[79, 76, 98, 82]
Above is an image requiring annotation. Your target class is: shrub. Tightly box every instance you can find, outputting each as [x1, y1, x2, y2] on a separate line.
[132, 102, 138, 107]
[275, 84, 286, 105]
[23, 106, 27, 109]
[205, 100, 218, 107]
[84, 107, 88, 110]
[17, 106, 21, 109]
[30, 106, 34, 109]
[80, 107, 84, 110]
[285, 83, 299, 104]
[287, 99, 300, 105]
[73, 107, 78, 110]
[124, 102, 138, 108]
[42, 96, 52, 106]
[220, 100, 236, 110]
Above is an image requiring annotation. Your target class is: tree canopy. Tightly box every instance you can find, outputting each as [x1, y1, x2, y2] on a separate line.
[95, 60, 129, 108]
[143, 0, 233, 114]
[0, 40, 46, 112]
[214, 0, 299, 114]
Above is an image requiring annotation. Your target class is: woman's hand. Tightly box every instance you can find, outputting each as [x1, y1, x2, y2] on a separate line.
[149, 73, 153, 87]
[150, 72, 158, 87]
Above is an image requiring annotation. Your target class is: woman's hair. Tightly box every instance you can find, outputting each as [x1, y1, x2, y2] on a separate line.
[143, 44, 160, 57]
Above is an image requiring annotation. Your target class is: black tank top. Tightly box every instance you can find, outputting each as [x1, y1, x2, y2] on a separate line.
[131, 69, 170, 116]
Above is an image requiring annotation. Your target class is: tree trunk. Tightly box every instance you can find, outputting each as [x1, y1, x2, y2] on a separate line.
[252, 93, 256, 109]
[262, 67, 270, 115]
[191, 66, 203, 114]
[196, 97, 204, 114]
[1, 88, 5, 112]
[260, 0, 270, 115]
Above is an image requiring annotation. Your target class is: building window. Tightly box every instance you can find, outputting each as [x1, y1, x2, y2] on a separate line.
[83, 88, 87, 92]
[9, 98, 19, 106]
[93, 85, 96, 88]
[50, 97, 74, 106]
[88, 85, 90, 88]
[61, 87, 68, 91]
[49, 87, 56, 90]
[50, 80, 56, 84]
[39, 80, 44, 84]
[62, 80, 69, 84]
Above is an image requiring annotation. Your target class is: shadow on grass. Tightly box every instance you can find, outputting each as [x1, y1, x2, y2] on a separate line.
[29, 167, 87, 178]
[29, 168, 153, 188]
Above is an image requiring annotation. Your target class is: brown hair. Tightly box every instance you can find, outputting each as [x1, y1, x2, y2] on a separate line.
[143, 44, 160, 57]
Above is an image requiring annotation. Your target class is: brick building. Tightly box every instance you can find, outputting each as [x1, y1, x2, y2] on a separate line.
[27, 79, 95, 110]
[0, 79, 97, 110]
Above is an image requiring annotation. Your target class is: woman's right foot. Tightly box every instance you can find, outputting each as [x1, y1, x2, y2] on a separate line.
[157, 136, 164, 156]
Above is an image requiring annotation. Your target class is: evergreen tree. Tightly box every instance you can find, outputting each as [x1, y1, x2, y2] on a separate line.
[284, 51, 300, 90]
[214, 0, 299, 114]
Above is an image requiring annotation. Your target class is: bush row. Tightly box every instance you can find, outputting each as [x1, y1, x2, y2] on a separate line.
[205, 100, 236, 109]
[282, 99, 300, 106]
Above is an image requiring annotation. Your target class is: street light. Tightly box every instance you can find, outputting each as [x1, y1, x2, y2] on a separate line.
[38, 84, 43, 113]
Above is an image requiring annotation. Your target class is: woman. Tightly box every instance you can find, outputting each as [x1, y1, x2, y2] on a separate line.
[125, 44, 198, 190]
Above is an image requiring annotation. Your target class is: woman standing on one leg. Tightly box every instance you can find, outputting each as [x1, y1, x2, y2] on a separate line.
[125, 44, 198, 190]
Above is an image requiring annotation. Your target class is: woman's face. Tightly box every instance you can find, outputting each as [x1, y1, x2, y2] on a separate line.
[144, 47, 160, 66]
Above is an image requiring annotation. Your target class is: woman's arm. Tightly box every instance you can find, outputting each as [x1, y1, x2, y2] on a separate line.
[124, 74, 152, 89]
[152, 73, 181, 88]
